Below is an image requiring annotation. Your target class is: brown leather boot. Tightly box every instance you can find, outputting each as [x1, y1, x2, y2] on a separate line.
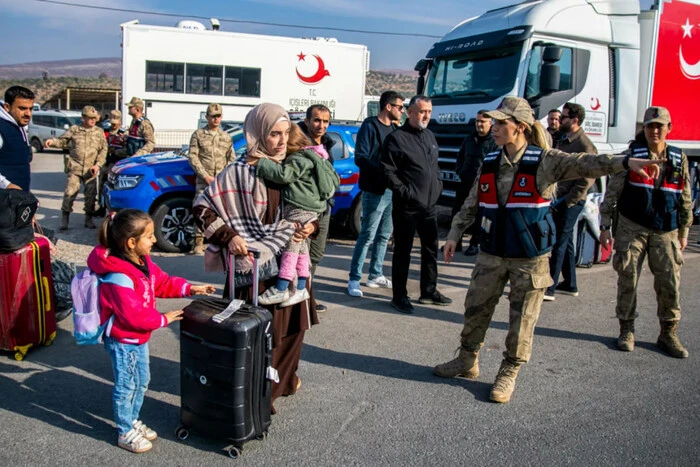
[489, 360, 521, 403]
[657, 321, 688, 358]
[192, 237, 204, 255]
[434, 348, 479, 379]
[84, 215, 96, 229]
[60, 212, 70, 231]
[617, 319, 635, 352]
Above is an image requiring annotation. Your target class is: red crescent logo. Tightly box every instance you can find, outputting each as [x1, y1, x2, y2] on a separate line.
[296, 53, 330, 84]
[590, 97, 601, 111]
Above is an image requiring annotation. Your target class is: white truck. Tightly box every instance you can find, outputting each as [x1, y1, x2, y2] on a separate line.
[414, 0, 700, 202]
[120, 21, 370, 131]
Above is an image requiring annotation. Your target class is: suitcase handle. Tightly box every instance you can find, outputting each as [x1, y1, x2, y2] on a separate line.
[228, 247, 260, 306]
[42, 277, 52, 312]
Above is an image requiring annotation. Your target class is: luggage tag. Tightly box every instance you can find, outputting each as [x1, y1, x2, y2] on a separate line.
[266, 366, 280, 383]
[481, 217, 492, 234]
[211, 299, 246, 324]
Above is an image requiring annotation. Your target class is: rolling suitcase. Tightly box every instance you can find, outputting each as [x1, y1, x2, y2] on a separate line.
[177, 249, 274, 459]
[0, 237, 57, 360]
[575, 220, 596, 268]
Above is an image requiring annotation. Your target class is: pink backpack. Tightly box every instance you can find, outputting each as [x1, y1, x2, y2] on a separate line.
[71, 269, 133, 345]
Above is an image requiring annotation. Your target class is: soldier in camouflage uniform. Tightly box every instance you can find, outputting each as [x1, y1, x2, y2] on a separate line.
[434, 97, 664, 404]
[599, 106, 691, 359]
[46, 105, 107, 230]
[188, 103, 234, 254]
[119, 97, 155, 157]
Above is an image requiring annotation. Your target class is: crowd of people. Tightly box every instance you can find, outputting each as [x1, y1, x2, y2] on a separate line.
[0, 85, 692, 452]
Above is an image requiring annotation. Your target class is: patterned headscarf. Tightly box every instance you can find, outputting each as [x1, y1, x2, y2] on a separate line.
[244, 103, 290, 165]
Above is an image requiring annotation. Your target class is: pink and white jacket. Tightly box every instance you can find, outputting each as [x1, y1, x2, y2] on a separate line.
[87, 244, 192, 345]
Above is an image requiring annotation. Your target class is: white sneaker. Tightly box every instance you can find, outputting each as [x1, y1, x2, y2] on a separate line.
[347, 280, 363, 297]
[258, 286, 290, 305]
[279, 288, 310, 307]
[367, 276, 392, 289]
[133, 419, 157, 441]
[118, 428, 152, 453]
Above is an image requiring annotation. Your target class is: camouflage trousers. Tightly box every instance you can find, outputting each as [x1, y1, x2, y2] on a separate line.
[459, 252, 553, 365]
[612, 215, 683, 322]
[61, 172, 98, 215]
[193, 178, 209, 241]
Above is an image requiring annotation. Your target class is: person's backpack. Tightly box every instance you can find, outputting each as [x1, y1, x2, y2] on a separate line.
[71, 269, 133, 345]
[0, 189, 38, 252]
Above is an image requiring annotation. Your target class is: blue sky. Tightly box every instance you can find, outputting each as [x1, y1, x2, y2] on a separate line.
[0, 0, 655, 70]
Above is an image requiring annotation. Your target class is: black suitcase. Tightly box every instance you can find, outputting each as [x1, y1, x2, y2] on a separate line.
[177, 249, 274, 459]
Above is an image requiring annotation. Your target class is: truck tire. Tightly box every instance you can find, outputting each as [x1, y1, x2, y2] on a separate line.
[31, 138, 43, 154]
[349, 193, 362, 238]
[152, 197, 195, 253]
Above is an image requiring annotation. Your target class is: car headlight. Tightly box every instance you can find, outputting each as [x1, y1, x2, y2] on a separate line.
[112, 174, 144, 190]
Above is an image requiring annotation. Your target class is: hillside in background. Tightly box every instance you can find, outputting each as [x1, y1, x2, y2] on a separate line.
[0, 58, 417, 103]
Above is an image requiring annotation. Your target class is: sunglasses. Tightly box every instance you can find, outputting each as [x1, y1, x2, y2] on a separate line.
[390, 104, 405, 112]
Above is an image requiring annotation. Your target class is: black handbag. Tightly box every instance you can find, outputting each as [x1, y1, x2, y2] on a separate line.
[0, 189, 38, 252]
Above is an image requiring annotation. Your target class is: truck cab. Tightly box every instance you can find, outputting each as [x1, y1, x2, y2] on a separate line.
[416, 0, 660, 204]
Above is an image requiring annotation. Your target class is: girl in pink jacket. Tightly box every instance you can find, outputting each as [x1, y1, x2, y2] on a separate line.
[87, 209, 215, 454]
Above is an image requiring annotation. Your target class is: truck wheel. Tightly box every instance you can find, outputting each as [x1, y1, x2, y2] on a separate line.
[349, 193, 362, 238]
[152, 197, 195, 253]
[31, 138, 43, 154]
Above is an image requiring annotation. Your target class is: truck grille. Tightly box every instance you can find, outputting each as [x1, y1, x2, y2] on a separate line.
[429, 121, 470, 207]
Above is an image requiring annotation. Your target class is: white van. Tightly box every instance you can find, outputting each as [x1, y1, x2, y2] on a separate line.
[28, 109, 82, 153]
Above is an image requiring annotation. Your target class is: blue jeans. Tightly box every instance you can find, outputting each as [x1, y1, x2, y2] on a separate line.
[349, 189, 393, 282]
[104, 337, 151, 435]
[547, 201, 585, 294]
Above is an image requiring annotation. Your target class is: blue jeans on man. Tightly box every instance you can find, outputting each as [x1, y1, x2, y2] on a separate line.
[349, 189, 393, 282]
[104, 337, 151, 435]
[547, 200, 585, 295]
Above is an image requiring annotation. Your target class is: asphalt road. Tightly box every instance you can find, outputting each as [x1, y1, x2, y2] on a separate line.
[1, 153, 699, 466]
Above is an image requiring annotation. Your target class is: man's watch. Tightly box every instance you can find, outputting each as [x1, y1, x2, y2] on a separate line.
[600, 225, 611, 231]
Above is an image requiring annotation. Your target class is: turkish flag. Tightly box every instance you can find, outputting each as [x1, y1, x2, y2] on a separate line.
[650, 0, 700, 142]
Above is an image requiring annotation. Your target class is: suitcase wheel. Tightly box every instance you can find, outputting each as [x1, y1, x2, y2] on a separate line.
[226, 446, 242, 459]
[13, 344, 32, 361]
[14, 351, 25, 362]
[255, 431, 269, 441]
[175, 426, 190, 441]
[44, 332, 56, 347]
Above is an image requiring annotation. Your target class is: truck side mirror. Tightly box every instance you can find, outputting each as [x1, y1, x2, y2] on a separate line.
[415, 59, 429, 95]
[539, 45, 563, 95]
[540, 63, 561, 94]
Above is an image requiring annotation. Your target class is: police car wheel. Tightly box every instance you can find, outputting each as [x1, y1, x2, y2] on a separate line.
[349, 193, 362, 238]
[152, 196, 195, 253]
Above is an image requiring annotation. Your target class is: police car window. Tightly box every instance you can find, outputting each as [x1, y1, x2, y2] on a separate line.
[327, 132, 345, 160]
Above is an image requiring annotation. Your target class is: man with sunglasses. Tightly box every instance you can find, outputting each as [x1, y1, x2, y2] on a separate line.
[188, 103, 234, 254]
[544, 102, 597, 301]
[347, 90, 404, 297]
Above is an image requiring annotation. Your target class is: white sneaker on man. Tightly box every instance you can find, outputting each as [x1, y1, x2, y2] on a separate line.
[347, 280, 363, 297]
[118, 428, 152, 453]
[367, 276, 392, 289]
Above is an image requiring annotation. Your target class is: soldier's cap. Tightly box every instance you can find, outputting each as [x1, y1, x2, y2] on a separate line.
[81, 105, 99, 118]
[207, 103, 222, 117]
[109, 109, 122, 125]
[127, 97, 145, 109]
[483, 96, 534, 127]
[643, 106, 671, 126]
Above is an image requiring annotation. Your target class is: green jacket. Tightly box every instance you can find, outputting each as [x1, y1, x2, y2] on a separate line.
[256, 148, 340, 213]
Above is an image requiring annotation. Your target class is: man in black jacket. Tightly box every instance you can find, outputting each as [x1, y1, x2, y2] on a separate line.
[381, 95, 452, 313]
[347, 90, 404, 297]
[452, 110, 497, 256]
[298, 105, 335, 311]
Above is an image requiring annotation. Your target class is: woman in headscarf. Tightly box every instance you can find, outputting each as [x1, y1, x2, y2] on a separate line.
[193, 103, 319, 409]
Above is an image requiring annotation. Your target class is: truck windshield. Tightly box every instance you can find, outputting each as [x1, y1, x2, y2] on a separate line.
[425, 45, 522, 100]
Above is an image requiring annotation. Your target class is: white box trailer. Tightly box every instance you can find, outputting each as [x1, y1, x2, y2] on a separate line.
[120, 21, 370, 131]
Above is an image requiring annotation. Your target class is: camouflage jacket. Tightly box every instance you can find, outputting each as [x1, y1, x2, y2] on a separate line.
[188, 127, 233, 179]
[53, 125, 108, 175]
[447, 144, 626, 243]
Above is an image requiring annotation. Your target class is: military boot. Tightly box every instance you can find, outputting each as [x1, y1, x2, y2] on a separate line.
[434, 348, 479, 379]
[84, 215, 96, 229]
[60, 212, 70, 231]
[192, 237, 204, 255]
[657, 321, 689, 358]
[617, 319, 635, 352]
[489, 360, 521, 403]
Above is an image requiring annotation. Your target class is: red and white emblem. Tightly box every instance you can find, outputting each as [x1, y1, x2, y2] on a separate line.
[296, 51, 330, 85]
